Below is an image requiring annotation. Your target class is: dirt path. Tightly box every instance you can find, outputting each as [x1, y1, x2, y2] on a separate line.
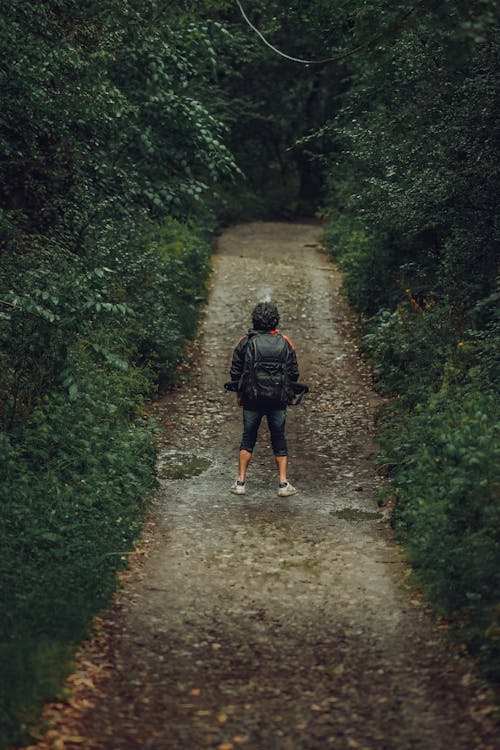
[28, 222, 497, 750]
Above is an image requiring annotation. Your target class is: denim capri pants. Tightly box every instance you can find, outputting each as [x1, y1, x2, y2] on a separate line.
[240, 408, 287, 456]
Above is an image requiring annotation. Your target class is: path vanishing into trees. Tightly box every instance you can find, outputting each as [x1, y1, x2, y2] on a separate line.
[27, 223, 497, 750]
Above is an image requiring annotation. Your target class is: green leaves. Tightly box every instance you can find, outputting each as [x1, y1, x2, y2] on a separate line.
[0, 4, 226, 743]
[89, 344, 129, 373]
[317, 0, 500, 681]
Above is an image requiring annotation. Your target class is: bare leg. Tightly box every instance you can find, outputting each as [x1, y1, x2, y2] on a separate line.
[274, 455, 288, 484]
[238, 450, 252, 482]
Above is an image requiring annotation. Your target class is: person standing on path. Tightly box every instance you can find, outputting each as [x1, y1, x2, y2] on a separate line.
[228, 301, 299, 497]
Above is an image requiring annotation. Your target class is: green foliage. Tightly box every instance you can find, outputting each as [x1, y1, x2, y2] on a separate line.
[202, 0, 347, 218]
[379, 388, 500, 677]
[136, 219, 212, 386]
[324, 13, 498, 311]
[0, 1, 222, 744]
[348, 262, 500, 686]
[323, 216, 400, 315]
[0, 638, 74, 749]
[0, 1, 235, 234]
[0, 352, 155, 746]
[360, 297, 500, 675]
[361, 303, 460, 402]
[318, 1, 499, 678]
[0, 216, 212, 747]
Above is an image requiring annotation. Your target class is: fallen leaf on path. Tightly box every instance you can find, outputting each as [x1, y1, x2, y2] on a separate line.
[331, 664, 345, 676]
[218, 712, 228, 724]
[469, 704, 498, 720]
[68, 676, 95, 689]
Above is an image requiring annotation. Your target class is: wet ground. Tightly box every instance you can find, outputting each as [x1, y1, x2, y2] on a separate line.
[25, 222, 498, 750]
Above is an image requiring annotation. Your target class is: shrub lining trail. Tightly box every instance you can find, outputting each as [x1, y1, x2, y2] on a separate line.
[24, 222, 497, 750]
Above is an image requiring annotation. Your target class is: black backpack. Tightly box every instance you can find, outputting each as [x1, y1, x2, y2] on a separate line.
[239, 333, 291, 403]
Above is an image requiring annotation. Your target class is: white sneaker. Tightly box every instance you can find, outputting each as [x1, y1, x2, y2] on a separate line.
[230, 480, 246, 495]
[278, 482, 297, 497]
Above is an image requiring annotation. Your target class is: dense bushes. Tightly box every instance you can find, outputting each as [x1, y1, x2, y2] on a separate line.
[381, 388, 499, 666]
[0, 219, 213, 747]
[0, 381, 154, 742]
[329, 232, 499, 678]
[323, 3, 499, 678]
[358, 295, 499, 655]
[0, 2, 228, 745]
[131, 220, 213, 387]
[322, 218, 400, 316]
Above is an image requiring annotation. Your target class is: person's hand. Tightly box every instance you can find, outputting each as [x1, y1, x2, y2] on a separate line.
[237, 395, 242, 407]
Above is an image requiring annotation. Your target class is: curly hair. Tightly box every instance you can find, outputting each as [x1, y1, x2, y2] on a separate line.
[252, 302, 280, 331]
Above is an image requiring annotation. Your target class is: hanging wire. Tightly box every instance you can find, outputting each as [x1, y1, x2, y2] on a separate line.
[234, 0, 421, 65]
